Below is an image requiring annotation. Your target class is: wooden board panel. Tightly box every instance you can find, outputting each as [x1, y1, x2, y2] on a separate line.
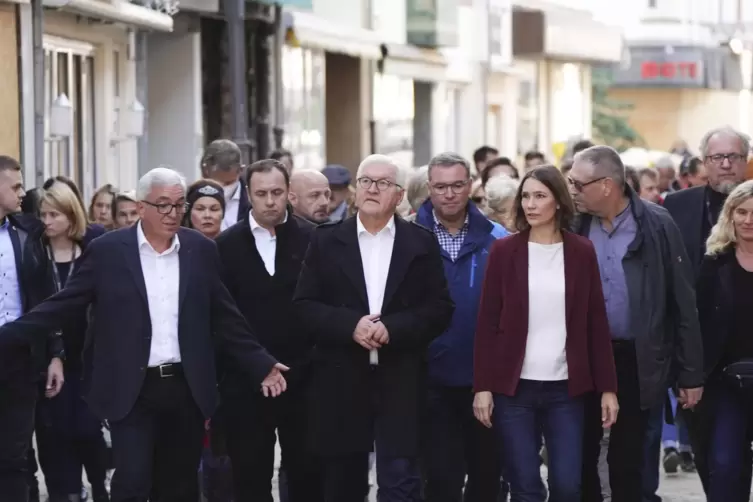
[0, 4, 20, 160]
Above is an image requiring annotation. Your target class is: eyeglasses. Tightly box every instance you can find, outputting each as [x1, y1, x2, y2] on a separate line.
[430, 180, 471, 195]
[356, 177, 402, 191]
[567, 176, 607, 192]
[142, 200, 188, 215]
[705, 153, 746, 165]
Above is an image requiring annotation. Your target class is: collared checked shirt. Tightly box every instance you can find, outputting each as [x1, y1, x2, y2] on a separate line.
[433, 211, 469, 261]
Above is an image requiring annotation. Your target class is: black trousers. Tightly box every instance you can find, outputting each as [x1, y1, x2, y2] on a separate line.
[222, 383, 321, 502]
[109, 368, 204, 502]
[423, 384, 502, 502]
[582, 341, 649, 502]
[0, 379, 38, 502]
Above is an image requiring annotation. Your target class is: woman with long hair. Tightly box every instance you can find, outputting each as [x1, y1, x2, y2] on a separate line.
[696, 180, 753, 501]
[27, 182, 109, 502]
[473, 165, 618, 502]
[87, 184, 117, 229]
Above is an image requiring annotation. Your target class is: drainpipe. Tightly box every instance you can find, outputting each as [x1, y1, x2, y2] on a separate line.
[223, 0, 251, 165]
[31, 0, 45, 186]
[272, 3, 284, 150]
[135, 30, 149, 177]
[481, 0, 491, 149]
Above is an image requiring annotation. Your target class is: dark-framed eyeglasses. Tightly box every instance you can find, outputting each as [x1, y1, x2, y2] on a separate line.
[567, 176, 607, 193]
[430, 179, 471, 195]
[705, 153, 747, 166]
[356, 177, 402, 191]
[142, 200, 188, 215]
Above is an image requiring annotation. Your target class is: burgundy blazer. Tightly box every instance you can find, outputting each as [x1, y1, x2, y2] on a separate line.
[473, 230, 618, 397]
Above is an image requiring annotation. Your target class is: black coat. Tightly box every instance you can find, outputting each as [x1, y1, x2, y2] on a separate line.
[0, 225, 277, 421]
[662, 186, 708, 279]
[293, 216, 454, 457]
[696, 249, 736, 378]
[216, 213, 314, 391]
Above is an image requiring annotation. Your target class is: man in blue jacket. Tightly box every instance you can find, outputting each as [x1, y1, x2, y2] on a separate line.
[416, 152, 508, 502]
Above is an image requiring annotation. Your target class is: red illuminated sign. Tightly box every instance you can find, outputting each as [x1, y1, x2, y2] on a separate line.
[640, 61, 698, 80]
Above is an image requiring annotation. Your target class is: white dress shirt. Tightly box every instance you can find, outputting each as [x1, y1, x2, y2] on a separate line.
[0, 219, 22, 327]
[520, 242, 568, 381]
[356, 214, 395, 365]
[248, 211, 288, 276]
[137, 223, 182, 367]
[222, 183, 241, 231]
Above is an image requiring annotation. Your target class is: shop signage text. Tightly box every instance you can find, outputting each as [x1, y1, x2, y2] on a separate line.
[640, 61, 699, 80]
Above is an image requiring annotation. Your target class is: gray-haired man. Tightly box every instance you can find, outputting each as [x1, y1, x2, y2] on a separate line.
[201, 139, 251, 230]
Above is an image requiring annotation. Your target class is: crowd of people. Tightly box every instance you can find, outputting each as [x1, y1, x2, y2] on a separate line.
[0, 126, 751, 502]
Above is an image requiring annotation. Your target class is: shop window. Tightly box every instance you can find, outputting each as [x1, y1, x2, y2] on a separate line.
[516, 60, 539, 155]
[281, 46, 326, 170]
[373, 73, 415, 168]
[43, 36, 96, 196]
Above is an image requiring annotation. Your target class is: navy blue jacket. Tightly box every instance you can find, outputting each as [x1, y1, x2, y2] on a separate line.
[416, 201, 508, 387]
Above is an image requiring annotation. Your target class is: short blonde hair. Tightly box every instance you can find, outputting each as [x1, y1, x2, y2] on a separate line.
[706, 180, 753, 255]
[40, 182, 88, 241]
[406, 165, 429, 212]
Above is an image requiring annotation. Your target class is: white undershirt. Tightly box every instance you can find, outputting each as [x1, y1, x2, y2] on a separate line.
[248, 210, 288, 276]
[222, 184, 241, 230]
[520, 241, 568, 381]
[137, 223, 182, 367]
[357, 213, 395, 365]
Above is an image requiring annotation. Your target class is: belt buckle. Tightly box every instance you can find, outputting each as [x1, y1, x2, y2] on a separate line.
[159, 364, 174, 378]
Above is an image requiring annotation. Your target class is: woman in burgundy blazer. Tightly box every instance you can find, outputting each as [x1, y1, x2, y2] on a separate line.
[472, 165, 618, 502]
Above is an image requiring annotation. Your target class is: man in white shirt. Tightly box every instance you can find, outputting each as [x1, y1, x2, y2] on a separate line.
[294, 154, 454, 502]
[0, 167, 288, 502]
[200, 139, 251, 230]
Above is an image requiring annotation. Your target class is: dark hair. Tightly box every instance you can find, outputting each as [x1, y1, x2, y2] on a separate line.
[624, 166, 642, 192]
[680, 156, 703, 176]
[201, 139, 242, 176]
[560, 159, 574, 176]
[111, 192, 137, 222]
[571, 139, 595, 156]
[244, 159, 290, 188]
[183, 179, 226, 229]
[473, 145, 499, 165]
[21, 188, 42, 216]
[524, 150, 546, 163]
[514, 164, 575, 233]
[0, 155, 21, 173]
[269, 148, 292, 161]
[482, 157, 518, 186]
[43, 175, 87, 215]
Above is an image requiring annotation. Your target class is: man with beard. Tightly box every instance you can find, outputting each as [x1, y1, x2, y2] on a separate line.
[663, 126, 751, 499]
[289, 170, 332, 224]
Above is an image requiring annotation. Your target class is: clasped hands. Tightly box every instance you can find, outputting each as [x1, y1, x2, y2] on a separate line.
[352, 314, 389, 350]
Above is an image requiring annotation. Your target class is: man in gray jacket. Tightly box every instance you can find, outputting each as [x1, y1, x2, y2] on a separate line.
[568, 145, 704, 502]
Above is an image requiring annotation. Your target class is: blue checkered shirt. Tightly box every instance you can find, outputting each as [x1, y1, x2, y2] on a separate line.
[433, 211, 469, 261]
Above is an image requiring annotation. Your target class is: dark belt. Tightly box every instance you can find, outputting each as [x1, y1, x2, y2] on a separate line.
[612, 339, 635, 348]
[146, 363, 183, 379]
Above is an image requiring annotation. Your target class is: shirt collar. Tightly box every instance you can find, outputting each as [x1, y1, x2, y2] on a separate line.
[249, 210, 288, 234]
[137, 222, 180, 253]
[356, 213, 396, 237]
[231, 183, 241, 201]
[432, 210, 469, 233]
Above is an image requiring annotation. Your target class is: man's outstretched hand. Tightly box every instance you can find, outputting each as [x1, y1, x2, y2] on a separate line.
[261, 363, 289, 397]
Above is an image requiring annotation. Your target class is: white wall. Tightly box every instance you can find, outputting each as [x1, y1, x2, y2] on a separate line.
[145, 32, 203, 183]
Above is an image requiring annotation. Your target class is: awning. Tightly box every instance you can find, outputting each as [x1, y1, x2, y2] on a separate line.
[381, 43, 447, 82]
[512, 3, 623, 63]
[282, 10, 382, 60]
[43, 0, 173, 32]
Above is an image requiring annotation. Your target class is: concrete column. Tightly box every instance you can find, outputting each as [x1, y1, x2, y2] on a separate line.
[413, 80, 433, 167]
[135, 31, 150, 177]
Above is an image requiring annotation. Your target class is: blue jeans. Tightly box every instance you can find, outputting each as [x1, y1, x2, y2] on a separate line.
[661, 391, 691, 451]
[493, 380, 583, 502]
[708, 385, 752, 502]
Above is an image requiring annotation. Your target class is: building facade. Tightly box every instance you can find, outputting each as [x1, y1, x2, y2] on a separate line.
[599, 0, 753, 151]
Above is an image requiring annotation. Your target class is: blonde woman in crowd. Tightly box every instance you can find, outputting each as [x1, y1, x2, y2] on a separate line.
[27, 182, 109, 502]
[696, 180, 753, 502]
[87, 184, 117, 229]
[483, 174, 518, 233]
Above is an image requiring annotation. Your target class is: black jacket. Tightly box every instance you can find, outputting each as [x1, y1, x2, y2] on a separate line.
[293, 216, 454, 457]
[576, 187, 704, 409]
[215, 212, 315, 391]
[0, 213, 64, 382]
[662, 186, 709, 279]
[0, 225, 277, 421]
